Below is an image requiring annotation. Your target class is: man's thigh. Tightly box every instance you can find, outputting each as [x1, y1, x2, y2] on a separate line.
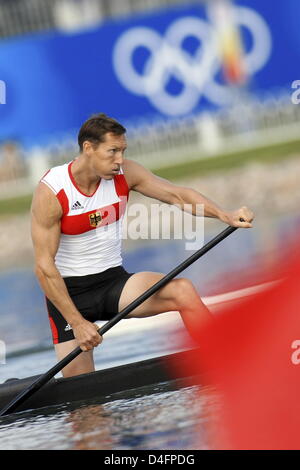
[118, 271, 179, 318]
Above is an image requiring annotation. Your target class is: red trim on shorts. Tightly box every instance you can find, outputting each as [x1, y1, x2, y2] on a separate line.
[61, 200, 126, 235]
[49, 316, 59, 344]
[45, 297, 59, 345]
[56, 189, 69, 216]
[68, 161, 101, 197]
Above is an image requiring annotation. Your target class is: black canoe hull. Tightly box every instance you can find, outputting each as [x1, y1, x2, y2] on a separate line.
[0, 349, 200, 414]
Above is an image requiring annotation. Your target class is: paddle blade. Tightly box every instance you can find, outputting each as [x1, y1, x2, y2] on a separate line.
[179, 242, 300, 450]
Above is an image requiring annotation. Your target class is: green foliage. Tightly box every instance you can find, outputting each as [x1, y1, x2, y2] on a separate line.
[0, 194, 32, 217]
[154, 140, 300, 180]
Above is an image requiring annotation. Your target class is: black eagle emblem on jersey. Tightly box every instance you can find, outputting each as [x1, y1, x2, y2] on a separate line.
[89, 212, 102, 227]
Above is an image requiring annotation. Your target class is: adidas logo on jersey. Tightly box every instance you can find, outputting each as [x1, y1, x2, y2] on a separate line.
[71, 201, 83, 210]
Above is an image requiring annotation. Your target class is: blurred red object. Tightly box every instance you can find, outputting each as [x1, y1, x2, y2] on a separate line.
[184, 242, 300, 450]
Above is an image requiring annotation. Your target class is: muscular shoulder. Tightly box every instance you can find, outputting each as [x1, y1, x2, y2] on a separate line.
[41, 162, 69, 195]
[31, 182, 63, 227]
[122, 159, 153, 190]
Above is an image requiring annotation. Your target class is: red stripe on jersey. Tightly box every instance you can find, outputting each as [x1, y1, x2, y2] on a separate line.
[61, 200, 127, 235]
[56, 189, 69, 216]
[114, 174, 129, 199]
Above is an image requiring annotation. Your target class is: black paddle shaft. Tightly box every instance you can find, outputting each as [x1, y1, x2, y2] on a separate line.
[0, 224, 239, 416]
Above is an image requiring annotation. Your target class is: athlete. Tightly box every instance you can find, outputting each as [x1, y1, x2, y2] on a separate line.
[31, 113, 254, 377]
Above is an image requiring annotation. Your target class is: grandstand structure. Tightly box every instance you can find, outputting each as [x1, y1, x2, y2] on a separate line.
[0, 0, 202, 38]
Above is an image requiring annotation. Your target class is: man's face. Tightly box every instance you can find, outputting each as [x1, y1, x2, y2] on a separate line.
[85, 132, 127, 179]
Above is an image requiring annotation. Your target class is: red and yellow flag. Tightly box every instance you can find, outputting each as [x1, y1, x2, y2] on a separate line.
[209, 0, 247, 85]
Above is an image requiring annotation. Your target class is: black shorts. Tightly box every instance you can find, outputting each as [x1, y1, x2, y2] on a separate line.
[46, 266, 134, 344]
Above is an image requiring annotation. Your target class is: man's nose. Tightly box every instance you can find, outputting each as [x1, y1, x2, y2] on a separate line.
[115, 152, 124, 165]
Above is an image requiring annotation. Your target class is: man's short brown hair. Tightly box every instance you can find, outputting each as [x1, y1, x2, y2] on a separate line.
[78, 113, 126, 152]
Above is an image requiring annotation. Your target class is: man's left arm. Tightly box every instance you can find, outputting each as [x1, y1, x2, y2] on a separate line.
[124, 159, 254, 228]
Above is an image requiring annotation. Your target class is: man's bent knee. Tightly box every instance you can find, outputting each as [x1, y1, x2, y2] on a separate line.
[169, 278, 198, 306]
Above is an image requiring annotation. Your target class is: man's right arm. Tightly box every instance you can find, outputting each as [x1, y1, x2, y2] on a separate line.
[31, 183, 102, 351]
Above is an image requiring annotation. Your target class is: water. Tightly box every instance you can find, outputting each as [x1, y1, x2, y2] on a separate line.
[0, 385, 216, 450]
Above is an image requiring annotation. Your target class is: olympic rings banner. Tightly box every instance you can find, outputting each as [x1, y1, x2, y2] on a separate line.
[0, 0, 297, 148]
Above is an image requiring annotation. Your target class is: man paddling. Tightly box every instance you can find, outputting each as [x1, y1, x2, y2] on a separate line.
[31, 113, 254, 378]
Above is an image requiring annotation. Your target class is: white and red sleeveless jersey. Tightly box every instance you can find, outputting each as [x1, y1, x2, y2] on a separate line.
[41, 160, 129, 277]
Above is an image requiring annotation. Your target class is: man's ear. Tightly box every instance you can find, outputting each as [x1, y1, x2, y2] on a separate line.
[82, 141, 93, 155]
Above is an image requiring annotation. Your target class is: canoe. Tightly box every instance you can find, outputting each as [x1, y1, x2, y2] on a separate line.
[0, 349, 200, 415]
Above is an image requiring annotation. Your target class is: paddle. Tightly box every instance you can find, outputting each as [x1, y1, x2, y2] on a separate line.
[0, 224, 241, 416]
